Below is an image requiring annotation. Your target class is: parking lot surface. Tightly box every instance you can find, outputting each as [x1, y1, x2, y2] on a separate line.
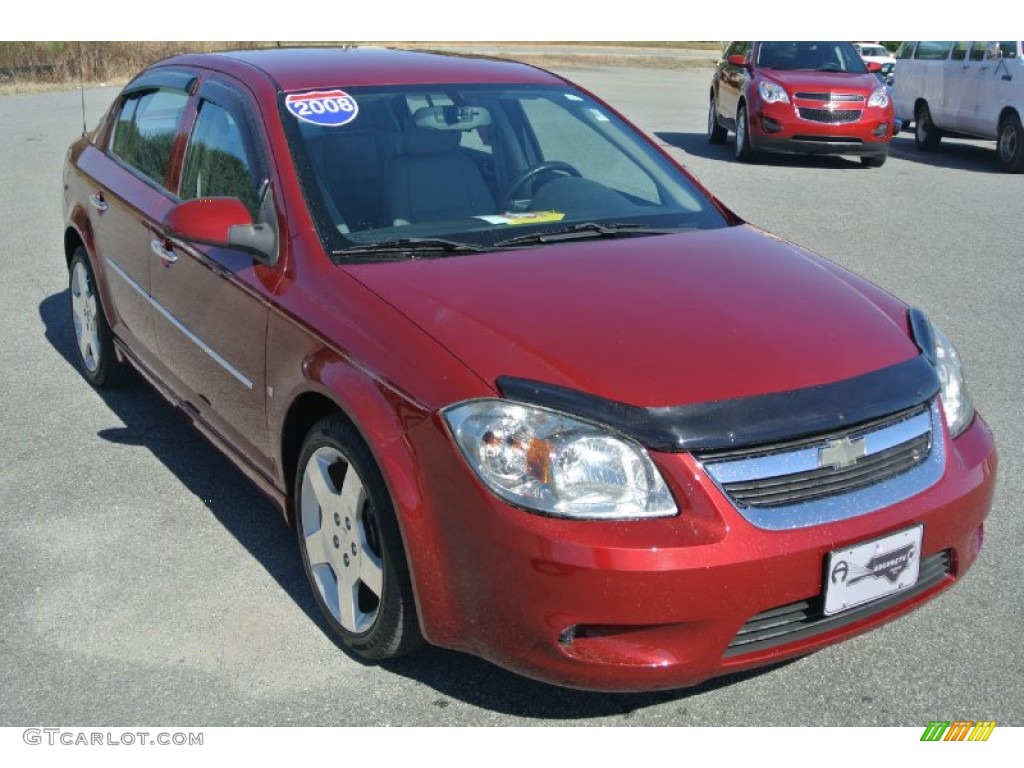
[0, 65, 1020, 726]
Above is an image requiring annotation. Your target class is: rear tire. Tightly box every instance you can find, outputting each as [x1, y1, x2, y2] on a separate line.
[735, 103, 757, 162]
[68, 246, 128, 388]
[707, 93, 727, 145]
[996, 112, 1024, 173]
[914, 103, 942, 151]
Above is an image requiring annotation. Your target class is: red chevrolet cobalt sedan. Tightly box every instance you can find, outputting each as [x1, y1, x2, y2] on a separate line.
[62, 47, 996, 692]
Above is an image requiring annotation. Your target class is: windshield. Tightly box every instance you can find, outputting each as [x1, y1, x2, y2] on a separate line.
[280, 83, 729, 258]
[757, 41, 868, 73]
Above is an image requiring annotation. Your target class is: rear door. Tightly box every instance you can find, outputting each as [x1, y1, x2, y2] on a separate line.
[717, 42, 751, 125]
[74, 72, 194, 362]
[149, 76, 275, 474]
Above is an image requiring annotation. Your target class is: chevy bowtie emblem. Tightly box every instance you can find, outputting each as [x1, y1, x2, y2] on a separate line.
[819, 436, 867, 470]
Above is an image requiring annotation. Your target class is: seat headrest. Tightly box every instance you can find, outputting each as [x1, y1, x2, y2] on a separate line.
[401, 126, 461, 155]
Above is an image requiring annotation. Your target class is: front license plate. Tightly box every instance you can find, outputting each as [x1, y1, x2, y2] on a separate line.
[824, 525, 923, 616]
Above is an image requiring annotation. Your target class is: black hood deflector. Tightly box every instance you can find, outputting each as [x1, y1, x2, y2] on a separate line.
[497, 354, 940, 453]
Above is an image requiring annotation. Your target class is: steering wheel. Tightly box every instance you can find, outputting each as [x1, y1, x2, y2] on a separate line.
[500, 161, 581, 211]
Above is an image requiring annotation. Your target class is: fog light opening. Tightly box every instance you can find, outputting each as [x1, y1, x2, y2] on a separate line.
[873, 122, 889, 137]
[761, 117, 783, 134]
[972, 524, 984, 558]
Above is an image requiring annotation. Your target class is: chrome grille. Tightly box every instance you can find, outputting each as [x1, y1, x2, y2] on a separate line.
[798, 108, 863, 124]
[723, 431, 930, 507]
[794, 92, 865, 102]
[724, 550, 952, 657]
[699, 401, 943, 531]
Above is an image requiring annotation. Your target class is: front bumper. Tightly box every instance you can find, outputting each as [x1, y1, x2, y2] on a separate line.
[406, 409, 997, 692]
[750, 98, 895, 157]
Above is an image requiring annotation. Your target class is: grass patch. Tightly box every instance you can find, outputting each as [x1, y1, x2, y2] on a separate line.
[0, 41, 721, 92]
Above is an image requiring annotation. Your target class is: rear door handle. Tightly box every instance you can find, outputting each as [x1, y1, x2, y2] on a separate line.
[150, 238, 177, 264]
[89, 192, 108, 212]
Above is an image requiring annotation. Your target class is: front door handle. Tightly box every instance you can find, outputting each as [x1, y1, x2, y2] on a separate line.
[89, 192, 108, 212]
[150, 238, 177, 264]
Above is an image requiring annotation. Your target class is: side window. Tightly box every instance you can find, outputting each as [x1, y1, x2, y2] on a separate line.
[520, 96, 659, 204]
[180, 100, 261, 217]
[969, 42, 989, 62]
[110, 88, 189, 187]
[999, 41, 1019, 59]
[914, 41, 953, 60]
[896, 42, 917, 60]
[951, 42, 970, 61]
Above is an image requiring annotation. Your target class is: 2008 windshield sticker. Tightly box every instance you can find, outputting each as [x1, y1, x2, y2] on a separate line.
[285, 90, 358, 127]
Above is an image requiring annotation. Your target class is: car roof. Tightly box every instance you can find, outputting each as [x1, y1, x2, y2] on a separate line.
[158, 46, 566, 92]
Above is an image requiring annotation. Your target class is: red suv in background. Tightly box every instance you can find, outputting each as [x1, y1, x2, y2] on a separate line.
[709, 41, 896, 167]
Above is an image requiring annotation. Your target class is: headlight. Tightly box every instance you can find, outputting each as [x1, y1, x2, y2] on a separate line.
[910, 310, 975, 437]
[443, 400, 677, 520]
[868, 87, 890, 108]
[758, 79, 790, 104]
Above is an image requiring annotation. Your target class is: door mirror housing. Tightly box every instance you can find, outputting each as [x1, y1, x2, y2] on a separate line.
[164, 194, 278, 266]
[727, 54, 750, 69]
[866, 61, 883, 73]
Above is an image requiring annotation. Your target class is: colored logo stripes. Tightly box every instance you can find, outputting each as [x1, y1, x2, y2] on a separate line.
[920, 721, 997, 741]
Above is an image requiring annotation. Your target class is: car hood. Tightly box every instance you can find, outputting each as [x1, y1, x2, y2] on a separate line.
[345, 225, 917, 408]
[758, 68, 883, 94]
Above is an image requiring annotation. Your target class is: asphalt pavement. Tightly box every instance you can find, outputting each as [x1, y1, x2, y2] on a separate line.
[0, 64, 1020, 727]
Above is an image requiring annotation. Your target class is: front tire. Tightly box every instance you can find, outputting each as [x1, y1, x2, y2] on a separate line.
[996, 112, 1024, 173]
[735, 103, 757, 162]
[707, 93, 727, 144]
[914, 103, 942, 151]
[295, 415, 422, 660]
[68, 246, 128, 387]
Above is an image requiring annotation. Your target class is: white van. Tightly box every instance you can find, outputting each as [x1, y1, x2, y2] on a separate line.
[893, 41, 1023, 172]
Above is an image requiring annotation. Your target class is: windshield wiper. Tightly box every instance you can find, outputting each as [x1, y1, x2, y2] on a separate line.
[495, 222, 681, 247]
[335, 237, 490, 258]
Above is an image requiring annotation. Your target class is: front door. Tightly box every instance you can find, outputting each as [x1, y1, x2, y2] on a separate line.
[150, 83, 275, 476]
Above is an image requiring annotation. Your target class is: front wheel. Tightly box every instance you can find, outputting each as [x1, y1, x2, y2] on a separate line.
[914, 103, 942, 151]
[996, 112, 1024, 173]
[68, 246, 128, 387]
[295, 415, 422, 660]
[735, 103, 757, 162]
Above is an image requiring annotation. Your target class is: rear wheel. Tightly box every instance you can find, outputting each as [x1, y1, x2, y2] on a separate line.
[68, 246, 128, 387]
[996, 112, 1024, 173]
[914, 103, 942, 151]
[295, 415, 422, 660]
[735, 103, 757, 162]
[707, 93, 727, 144]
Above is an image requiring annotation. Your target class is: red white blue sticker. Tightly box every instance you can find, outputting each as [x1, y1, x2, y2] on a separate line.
[285, 90, 358, 127]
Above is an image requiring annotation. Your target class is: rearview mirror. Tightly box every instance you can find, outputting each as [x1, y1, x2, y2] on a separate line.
[727, 54, 750, 69]
[867, 61, 883, 73]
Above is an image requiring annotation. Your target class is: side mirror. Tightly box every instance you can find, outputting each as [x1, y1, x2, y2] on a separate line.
[164, 195, 277, 265]
[867, 61, 883, 73]
[727, 54, 750, 69]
